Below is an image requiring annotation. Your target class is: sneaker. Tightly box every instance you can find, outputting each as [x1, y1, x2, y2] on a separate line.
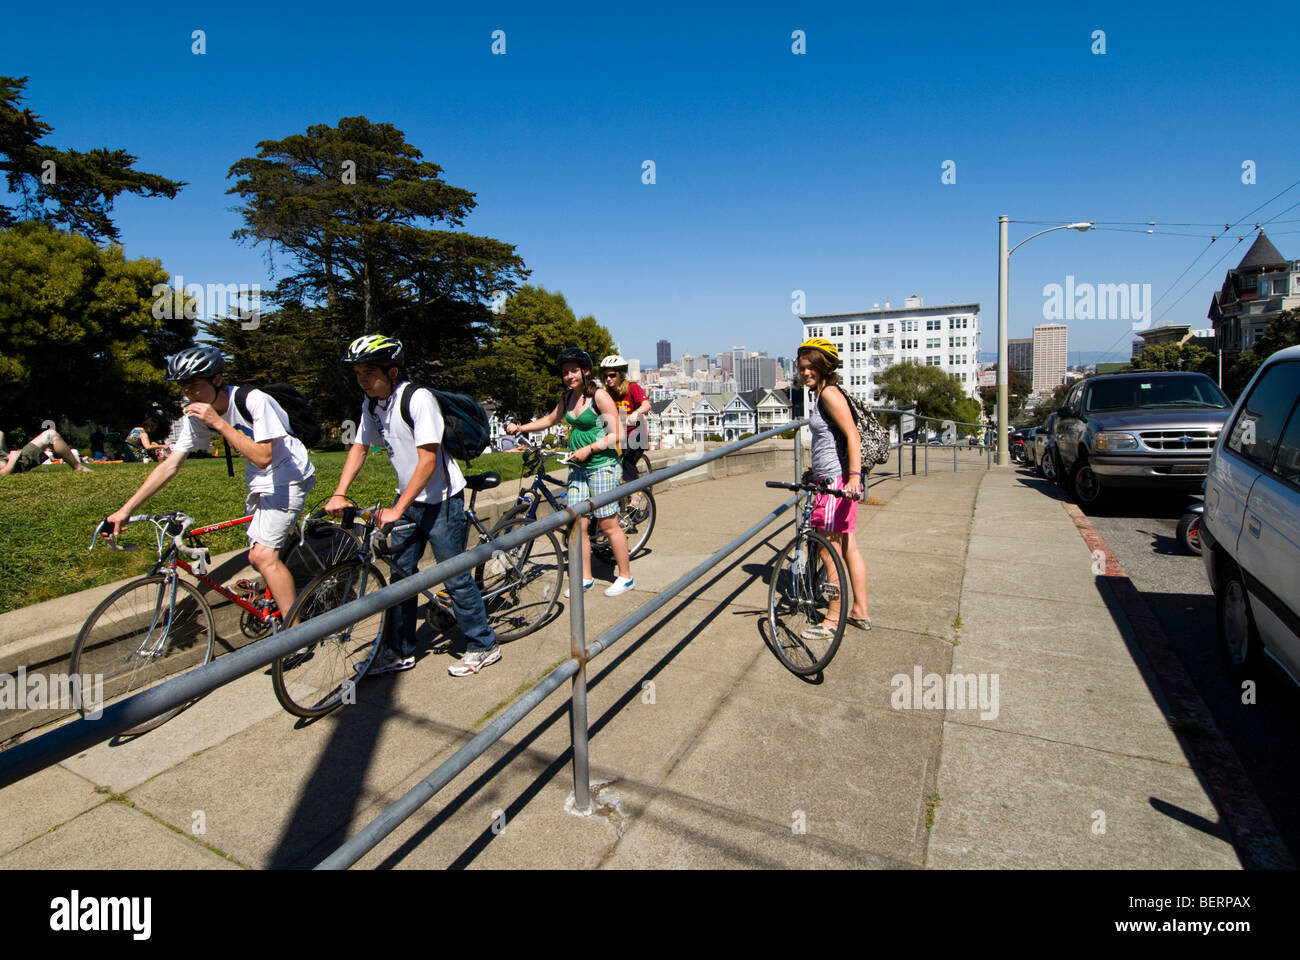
[603, 576, 635, 597]
[368, 647, 416, 676]
[564, 579, 595, 599]
[448, 645, 502, 677]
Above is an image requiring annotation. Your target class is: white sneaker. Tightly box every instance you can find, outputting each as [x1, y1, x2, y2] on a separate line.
[564, 579, 594, 599]
[448, 645, 502, 677]
[603, 576, 635, 597]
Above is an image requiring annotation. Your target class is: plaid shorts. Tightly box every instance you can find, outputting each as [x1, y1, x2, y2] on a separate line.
[567, 459, 620, 519]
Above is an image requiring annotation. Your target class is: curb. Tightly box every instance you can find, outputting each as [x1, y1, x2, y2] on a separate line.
[1063, 499, 1294, 869]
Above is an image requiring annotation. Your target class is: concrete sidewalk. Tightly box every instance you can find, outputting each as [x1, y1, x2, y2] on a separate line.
[0, 455, 1261, 868]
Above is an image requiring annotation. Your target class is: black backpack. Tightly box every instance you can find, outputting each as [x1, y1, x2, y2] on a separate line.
[225, 384, 322, 476]
[367, 383, 490, 463]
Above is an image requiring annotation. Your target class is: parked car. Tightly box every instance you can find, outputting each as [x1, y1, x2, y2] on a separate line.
[1049, 371, 1232, 505]
[1033, 415, 1058, 480]
[1021, 426, 1043, 469]
[1200, 345, 1300, 685]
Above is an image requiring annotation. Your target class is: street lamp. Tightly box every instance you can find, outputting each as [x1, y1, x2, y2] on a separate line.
[996, 216, 1094, 465]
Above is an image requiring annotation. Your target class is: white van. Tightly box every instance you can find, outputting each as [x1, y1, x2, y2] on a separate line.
[1202, 345, 1300, 685]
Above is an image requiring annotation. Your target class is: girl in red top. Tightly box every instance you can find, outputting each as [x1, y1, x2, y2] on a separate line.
[600, 355, 650, 482]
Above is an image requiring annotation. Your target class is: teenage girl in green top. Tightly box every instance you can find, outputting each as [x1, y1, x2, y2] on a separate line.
[506, 348, 634, 597]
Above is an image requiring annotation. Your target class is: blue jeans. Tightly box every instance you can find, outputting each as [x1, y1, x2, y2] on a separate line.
[384, 493, 496, 657]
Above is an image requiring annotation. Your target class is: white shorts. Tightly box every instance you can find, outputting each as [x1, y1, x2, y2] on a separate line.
[245, 479, 315, 550]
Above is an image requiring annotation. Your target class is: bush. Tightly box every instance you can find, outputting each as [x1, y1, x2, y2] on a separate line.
[705, 433, 723, 442]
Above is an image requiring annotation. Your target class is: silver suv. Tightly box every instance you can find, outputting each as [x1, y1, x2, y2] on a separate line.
[1201, 345, 1300, 685]
[1050, 372, 1232, 505]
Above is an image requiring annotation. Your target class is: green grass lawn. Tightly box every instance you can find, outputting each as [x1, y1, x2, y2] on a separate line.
[0, 449, 549, 614]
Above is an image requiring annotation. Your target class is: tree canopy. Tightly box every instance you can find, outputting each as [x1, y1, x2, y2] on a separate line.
[978, 364, 1032, 420]
[1129, 341, 1215, 376]
[0, 222, 192, 427]
[0, 77, 183, 242]
[226, 116, 527, 354]
[875, 360, 979, 427]
[469, 285, 615, 421]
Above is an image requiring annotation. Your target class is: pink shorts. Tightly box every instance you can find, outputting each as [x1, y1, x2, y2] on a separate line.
[810, 476, 859, 533]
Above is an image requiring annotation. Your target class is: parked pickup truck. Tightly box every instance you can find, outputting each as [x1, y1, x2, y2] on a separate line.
[1049, 371, 1232, 506]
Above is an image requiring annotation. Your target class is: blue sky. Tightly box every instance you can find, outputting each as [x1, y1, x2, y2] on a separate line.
[5, 1, 1298, 368]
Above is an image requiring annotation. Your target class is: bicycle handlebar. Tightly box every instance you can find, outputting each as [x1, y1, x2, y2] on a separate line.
[765, 480, 862, 500]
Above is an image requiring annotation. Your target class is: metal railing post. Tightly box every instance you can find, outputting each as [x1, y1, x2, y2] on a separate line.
[924, 440, 929, 476]
[794, 423, 803, 482]
[954, 443, 958, 472]
[568, 518, 591, 814]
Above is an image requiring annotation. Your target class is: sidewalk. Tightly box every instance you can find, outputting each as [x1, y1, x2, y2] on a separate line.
[0, 456, 1260, 868]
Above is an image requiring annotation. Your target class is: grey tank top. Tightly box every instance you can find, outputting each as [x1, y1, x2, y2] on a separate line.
[809, 389, 846, 480]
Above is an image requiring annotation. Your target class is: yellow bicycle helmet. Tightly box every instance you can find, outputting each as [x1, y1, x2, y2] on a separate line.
[798, 337, 840, 367]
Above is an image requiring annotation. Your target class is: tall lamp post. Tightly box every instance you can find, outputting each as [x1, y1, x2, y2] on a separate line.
[997, 216, 1094, 465]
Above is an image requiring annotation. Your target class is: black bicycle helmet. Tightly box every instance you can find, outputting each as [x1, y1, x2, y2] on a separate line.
[165, 345, 226, 381]
[556, 347, 593, 371]
[342, 334, 405, 367]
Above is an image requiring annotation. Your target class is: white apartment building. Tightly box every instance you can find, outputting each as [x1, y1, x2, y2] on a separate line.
[1031, 323, 1068, 396]
[801, 296, 982, 403]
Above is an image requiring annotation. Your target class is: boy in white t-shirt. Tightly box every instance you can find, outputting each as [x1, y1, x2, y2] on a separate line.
[327, 335, 499, 678]
[107, 345, 317, 622]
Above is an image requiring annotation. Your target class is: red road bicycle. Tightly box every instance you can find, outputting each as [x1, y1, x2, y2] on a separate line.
[72, 509, 358, 734]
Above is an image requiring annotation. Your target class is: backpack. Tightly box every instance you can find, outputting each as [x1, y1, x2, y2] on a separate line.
[367, 383, 490, 463]
[818, 385, 891, 469]
[225, 384, 322, 476]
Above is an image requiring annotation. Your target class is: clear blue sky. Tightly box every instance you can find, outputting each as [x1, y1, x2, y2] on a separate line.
[5, 1, 1298, 367]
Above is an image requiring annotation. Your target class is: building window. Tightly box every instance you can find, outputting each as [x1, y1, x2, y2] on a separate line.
[926, 319, 941, 330]
[888, 323, 895, 333]
[927, 337, 941, 349]
[873, 323, 880, 334]
[927, 355, 941, 366]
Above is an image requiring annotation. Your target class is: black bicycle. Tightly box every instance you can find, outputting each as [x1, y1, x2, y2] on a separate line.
[503, 435, 656, 564]
[763, 478, 860, 675]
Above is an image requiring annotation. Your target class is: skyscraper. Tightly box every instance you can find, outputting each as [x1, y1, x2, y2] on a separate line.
[656, 339, 671, 368]
[1032, 324, 1068, 396]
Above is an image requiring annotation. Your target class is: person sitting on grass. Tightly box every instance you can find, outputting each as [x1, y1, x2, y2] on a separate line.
[0, 427, 92, 475]
[127, 415, 170, 462]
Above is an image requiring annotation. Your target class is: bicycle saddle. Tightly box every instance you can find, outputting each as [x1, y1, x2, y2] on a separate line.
[463, 472, 501, 491]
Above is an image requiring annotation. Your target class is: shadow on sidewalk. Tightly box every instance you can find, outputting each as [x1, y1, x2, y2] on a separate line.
[369, 532, 786, 869]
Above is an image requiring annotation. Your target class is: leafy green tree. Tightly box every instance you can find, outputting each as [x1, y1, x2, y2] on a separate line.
[469, 285, 614, 420]
[0, 222, 191, 426]
[1222, 307, 1300, 398]
[1024, 382, 1072, 427]
[978, 364, 1032, 419]
[1130, 341, 1214, 373]
[1, 77, 183, 242]
[226, 116, 527, 377]
[875, 361, 973, 424]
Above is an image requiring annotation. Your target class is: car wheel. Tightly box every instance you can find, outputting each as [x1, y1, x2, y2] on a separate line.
[1216, 561, 1258, 672]
[1051, 448, 1067, 488]
[1176, 510, 1202, 556]
[1071, 454, 1105, 506]
[1041, 449, 1057, 481]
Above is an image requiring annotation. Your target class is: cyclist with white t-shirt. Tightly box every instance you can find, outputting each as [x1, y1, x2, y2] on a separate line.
[106, 345, 317, 623]
[327, 335, 500, 678]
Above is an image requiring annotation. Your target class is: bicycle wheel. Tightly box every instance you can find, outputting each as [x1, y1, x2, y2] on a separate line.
[767, 530, 848, 675]
[273, 560, 388, 719]
[69, 575, 216, 735]
[591, 488, 656, 563]
[287, 515, 363, 583]
[479, 518, 565, 642]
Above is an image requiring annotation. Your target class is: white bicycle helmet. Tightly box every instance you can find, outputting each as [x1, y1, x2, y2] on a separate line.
[600, 354, 628, 371]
